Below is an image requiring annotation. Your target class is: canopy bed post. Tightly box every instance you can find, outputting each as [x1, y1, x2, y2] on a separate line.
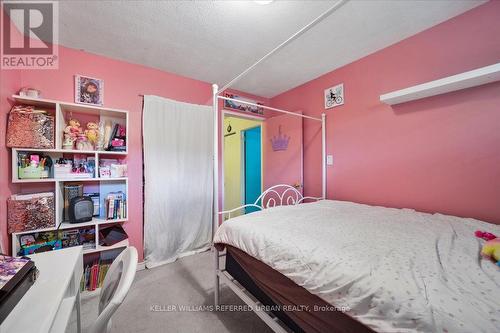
[322, 113, 326, 199]
[212, 83, 220, 307]
[216, 0, 348, 95]
[211, 0, 347, 321]
[210, 1, 360, 329]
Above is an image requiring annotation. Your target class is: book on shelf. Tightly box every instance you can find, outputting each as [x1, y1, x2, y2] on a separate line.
[84, 192, 100, 217]
[81, 248, 123, 292]
[105, 191, 126, 220]
[81, 260, 109, 291]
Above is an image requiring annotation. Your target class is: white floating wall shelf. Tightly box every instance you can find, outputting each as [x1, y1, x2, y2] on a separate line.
[380, 63, 500, 105]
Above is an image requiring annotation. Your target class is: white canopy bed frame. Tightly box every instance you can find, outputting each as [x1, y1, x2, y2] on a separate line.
[211, 2, 348, 331]
[213, 73, 328, 333]
[216, 185, 323, 333]
[209, 2, 500, 333]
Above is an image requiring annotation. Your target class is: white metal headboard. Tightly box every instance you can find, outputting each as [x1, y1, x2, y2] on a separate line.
[220, 184, 323, 220]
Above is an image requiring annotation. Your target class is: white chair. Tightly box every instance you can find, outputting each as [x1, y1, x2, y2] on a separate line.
[89, 246, 138, 333]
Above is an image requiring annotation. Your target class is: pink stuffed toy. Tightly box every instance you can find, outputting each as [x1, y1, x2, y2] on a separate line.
[475, 230, 497, 241]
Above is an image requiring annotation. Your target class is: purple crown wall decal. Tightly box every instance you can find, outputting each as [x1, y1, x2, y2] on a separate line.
[270, 125, 290, 151]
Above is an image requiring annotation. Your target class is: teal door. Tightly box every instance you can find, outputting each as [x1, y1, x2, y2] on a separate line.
[243, 126, 261, 214]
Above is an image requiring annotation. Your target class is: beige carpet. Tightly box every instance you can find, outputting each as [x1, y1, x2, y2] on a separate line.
[67, 250, 274, 333]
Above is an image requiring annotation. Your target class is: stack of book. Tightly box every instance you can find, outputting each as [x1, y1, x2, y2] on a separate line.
[81, 248, 123, 292]
[80, 260, 111, 292]
[105, 191, 127, 220]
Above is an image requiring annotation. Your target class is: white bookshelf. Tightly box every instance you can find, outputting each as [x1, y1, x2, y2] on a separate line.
[83, 239, 130, 255]
[380, 62, 500, 105]
[9, 95, 130, 256]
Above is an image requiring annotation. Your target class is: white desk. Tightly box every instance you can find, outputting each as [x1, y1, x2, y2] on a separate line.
[0, 246, 84, 333]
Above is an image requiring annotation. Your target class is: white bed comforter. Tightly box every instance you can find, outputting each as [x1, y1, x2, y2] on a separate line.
[214, 200, 500, 333]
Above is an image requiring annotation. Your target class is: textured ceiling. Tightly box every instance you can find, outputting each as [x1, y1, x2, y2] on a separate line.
[9, 0, 485, 97]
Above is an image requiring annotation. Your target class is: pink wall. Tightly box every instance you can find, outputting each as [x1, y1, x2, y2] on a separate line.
[0, 70, 21, 253]
[0, 5, 21, 253]
[2, 1, 500, 259]
[0, 9, 270, 256]
[262, 113, 304, 191]
[271, 1, 500, 224]
[1, 45, 216, 260]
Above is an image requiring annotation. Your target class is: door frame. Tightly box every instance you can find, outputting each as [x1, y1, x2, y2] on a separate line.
[221, 109, 264, 213]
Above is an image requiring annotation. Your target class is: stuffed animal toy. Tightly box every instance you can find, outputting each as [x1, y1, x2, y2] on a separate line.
[481, 238, 500, 267]
[84, 122, 99, 147]
[76, 133, 93, 151]
[68, 119, 82, 135]
[63, 126, 75, 149]
[63, 119, 81, 150]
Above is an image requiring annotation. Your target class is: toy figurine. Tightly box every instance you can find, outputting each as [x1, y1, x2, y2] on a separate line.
[69, 119, 82, 135]
[62, 125, 74, 149]
[85, 122, 99, 148]
[63, 119, 82, 149]
[63, 119, 82, 150]
[76, 133, 93, 151]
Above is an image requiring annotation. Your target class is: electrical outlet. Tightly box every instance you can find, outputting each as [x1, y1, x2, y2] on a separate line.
[327, 155, 333, 166]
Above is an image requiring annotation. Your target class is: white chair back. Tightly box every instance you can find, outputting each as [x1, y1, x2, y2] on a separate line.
[89, 246, 138, 333]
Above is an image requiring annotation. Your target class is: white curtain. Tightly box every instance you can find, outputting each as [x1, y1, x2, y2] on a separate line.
[143, 96, 213, 268]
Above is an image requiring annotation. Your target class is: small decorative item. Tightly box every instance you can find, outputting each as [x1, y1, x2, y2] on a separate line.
[53, 163, 72, 178]
[62, 127, 74, 150]
[75, 75, 104, 106]
[18, 87, 41, 98]
[99, 166, 111, 178]
[63, 118, 82, 150]
[84, 122, 99, 149]
[17, 152, 51, 179]
[270, 125, 290, 151]
[223, 93, 264, 115]
[110, 164, 127, 178]
[96, 121, 107, 151]
[76, 133, 93, 151]
[324, 83, 344, 109]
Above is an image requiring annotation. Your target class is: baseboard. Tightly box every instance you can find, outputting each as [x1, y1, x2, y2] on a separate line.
[137, 261, 146, 271]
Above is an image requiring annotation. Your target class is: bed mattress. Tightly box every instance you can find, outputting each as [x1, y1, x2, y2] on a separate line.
[214, 200, 500, 333]
[226, 245, 375, 333]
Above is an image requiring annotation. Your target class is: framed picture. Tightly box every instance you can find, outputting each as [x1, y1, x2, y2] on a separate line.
[223, 93, 264, 115]
[324, 83, 344, 109]
[75, 75, 104, 106]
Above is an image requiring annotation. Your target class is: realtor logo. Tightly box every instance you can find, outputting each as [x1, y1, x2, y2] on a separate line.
[1, 0, 58, 69]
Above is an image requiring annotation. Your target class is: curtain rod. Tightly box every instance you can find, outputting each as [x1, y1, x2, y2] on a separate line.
[218, 95, 321, 121]
[216, 0, 348, 95]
